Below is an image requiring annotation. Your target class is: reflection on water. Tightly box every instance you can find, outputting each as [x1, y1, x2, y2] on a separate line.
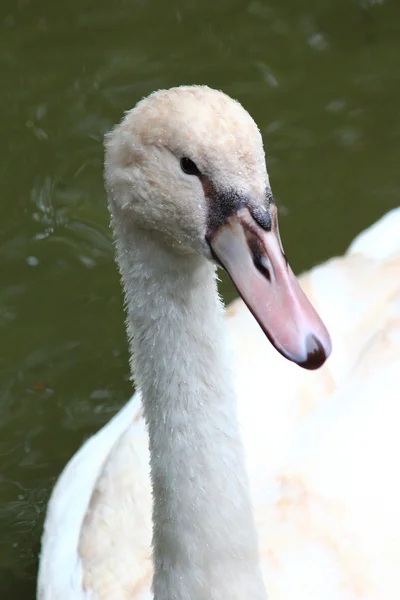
[0, 0, 399, 595]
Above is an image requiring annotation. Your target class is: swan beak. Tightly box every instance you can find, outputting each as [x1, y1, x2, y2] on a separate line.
[208, 204, 332, 370]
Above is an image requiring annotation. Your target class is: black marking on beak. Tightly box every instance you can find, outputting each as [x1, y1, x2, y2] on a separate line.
[249, 205, 271, 232]
[202, 177, 274, 240]
[203, 183, 248, 234]
[246, 231, 271, 281]
[298, 335, 327, 370]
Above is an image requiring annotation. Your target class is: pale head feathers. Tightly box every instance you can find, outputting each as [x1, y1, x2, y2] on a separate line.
[105, 85, 270, 256]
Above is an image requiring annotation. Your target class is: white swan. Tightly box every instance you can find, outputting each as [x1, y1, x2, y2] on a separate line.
[37, 86, 400, 600]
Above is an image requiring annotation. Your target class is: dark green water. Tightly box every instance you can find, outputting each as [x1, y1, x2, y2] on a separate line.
[0, 0, 399, 596]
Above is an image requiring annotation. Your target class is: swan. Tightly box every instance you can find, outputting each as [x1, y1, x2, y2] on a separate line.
[37, 85, 400, 600]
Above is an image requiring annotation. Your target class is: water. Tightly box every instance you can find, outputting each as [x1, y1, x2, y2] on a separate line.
[0, 0, 399, 595]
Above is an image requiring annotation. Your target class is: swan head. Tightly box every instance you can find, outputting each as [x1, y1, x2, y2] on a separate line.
[105, 85, 332, 369]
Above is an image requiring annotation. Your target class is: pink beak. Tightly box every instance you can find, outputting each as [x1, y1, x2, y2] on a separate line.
[209, 204, 332, 370]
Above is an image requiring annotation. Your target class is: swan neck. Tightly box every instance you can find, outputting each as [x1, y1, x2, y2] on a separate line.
[113, 217, 266, 600]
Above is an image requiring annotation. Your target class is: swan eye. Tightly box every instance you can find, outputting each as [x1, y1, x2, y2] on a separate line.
[180, 157, 200, 176]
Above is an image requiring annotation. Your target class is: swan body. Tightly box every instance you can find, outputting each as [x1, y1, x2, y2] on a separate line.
[38, 86, 400, 600]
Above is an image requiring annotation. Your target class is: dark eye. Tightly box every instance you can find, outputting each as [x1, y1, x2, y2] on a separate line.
[180, 157, 200, 176]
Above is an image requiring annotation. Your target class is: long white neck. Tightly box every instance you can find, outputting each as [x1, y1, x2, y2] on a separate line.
[111, 214, 267, 600]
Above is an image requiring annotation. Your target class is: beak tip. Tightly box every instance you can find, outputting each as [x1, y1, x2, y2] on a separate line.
[297, 333, 331, 370]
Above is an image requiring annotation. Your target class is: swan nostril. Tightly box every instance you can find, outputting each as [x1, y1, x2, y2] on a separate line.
[299, 334, 327, 370]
